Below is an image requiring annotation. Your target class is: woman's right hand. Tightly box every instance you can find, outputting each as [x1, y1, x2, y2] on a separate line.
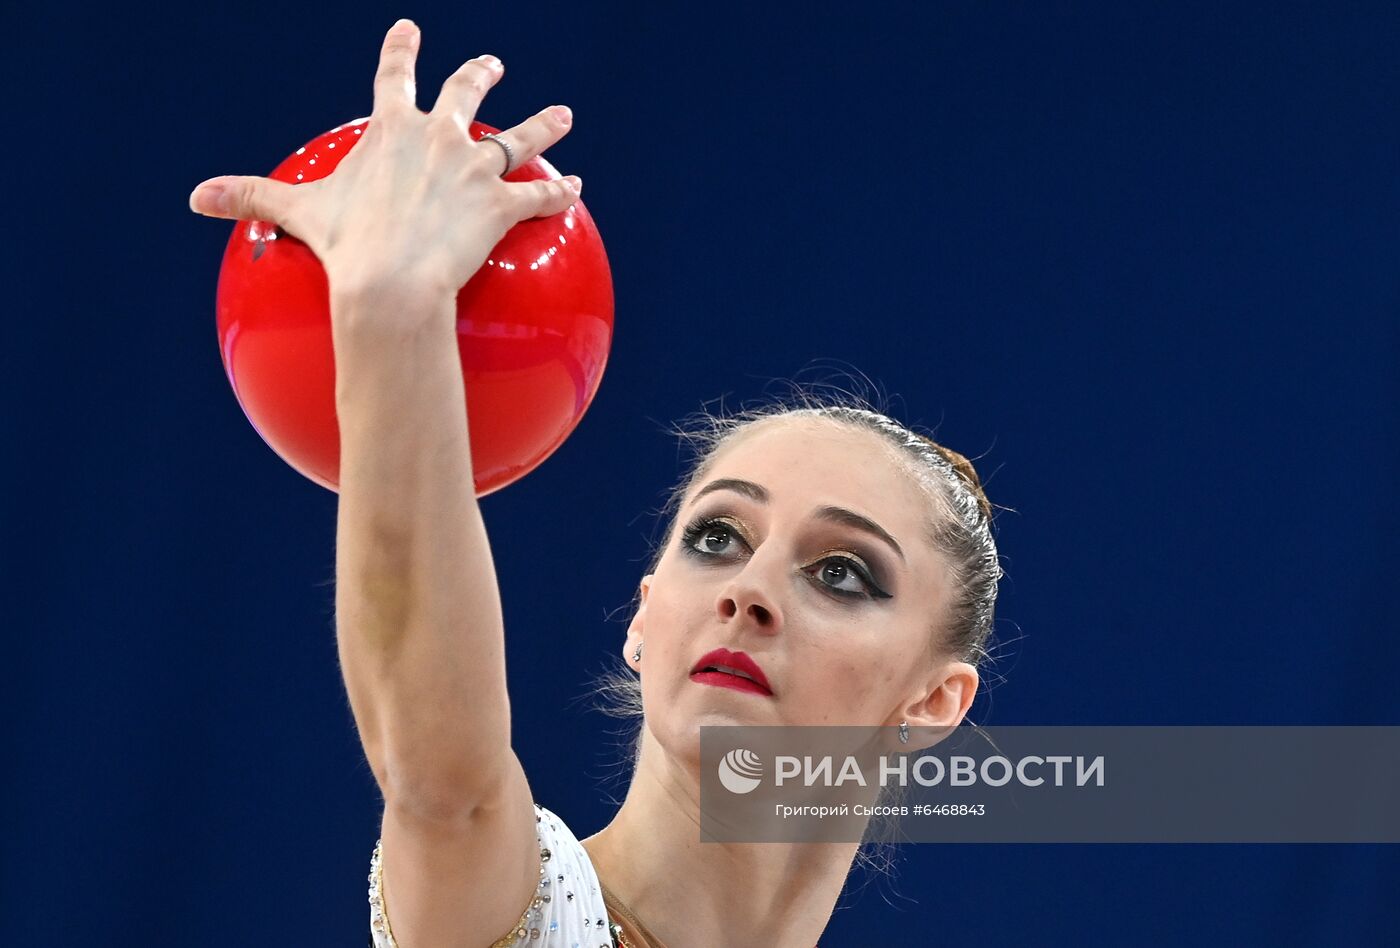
[187, 18, 582, 304]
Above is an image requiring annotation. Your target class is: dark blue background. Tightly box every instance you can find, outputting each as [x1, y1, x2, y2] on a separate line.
[10, 1, 1398, 944]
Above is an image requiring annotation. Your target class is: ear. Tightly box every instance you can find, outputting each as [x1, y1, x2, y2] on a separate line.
[623, 574, 653, 669]
[894, 661, 979, 751]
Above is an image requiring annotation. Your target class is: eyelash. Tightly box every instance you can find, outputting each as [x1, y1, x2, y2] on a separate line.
[678, 515, 891, 601]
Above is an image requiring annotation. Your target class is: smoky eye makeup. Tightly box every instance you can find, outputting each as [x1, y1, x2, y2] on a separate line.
[678, 511, 750, 557]
[677, 508, 894, 601]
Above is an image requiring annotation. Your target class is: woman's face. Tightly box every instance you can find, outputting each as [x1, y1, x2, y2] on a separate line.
[628, 418, 976, 760]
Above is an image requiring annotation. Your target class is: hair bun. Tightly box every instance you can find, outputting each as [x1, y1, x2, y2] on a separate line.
[920, 437, 993, 524]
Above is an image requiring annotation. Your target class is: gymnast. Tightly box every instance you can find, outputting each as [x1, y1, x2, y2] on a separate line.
[189, 19, 1001, 947]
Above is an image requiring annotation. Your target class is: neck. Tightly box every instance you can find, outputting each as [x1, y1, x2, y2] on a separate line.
[581, 727, 865, 948]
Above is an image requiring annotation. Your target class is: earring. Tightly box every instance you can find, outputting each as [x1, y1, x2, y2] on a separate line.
[898, 721, 910, 744]
[633, 642, 643, 663]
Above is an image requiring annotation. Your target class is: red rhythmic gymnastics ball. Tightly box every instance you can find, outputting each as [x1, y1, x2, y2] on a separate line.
[214, 118, 614, 496]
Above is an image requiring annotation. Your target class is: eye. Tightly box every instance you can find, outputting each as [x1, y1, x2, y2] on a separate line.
[680, 516, 748, 558]
[804, 556, 880, 600]
[681, 515, 892, 602]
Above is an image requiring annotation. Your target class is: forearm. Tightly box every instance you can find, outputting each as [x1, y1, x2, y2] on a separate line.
[331, 286, 513, 811]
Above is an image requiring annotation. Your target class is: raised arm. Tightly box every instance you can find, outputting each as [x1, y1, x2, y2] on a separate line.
[334, 281, 541, 946]
[332, 282, 514, 811]
[190, 18, 584, 944]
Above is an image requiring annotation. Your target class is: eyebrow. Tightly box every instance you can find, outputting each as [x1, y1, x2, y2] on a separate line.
[690, 477, 906, 564]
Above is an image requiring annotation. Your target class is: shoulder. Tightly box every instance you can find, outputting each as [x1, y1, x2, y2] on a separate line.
[532, 803, 610, 916]
[368, 803, 613, 948]
[504, 804, 616, 947]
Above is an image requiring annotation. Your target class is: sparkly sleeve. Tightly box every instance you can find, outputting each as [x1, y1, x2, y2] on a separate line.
[367, 803, 614, 947]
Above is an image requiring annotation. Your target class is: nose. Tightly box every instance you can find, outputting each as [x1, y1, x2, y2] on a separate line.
[716, 555, 784, 634]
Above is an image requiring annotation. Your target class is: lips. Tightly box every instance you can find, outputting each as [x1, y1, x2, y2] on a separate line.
[689, 647, 773, 696]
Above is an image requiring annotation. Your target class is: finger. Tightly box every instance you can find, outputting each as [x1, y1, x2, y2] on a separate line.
[503, 175, 583, 222]
[372, 19, 421, 120]
[429, 54, 505, 126]
[188, 174, 298, 223]
[479, 105, 572, 174]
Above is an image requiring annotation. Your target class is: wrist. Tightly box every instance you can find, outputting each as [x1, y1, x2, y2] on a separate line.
[330, 265, 455, 303]
[330, 276, 457, 340]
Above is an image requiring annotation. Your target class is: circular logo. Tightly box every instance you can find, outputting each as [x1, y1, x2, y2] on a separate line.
[718, 748, 764, 794]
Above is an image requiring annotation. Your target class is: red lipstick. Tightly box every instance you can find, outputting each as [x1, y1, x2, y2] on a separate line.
[689, 648, 773, 697]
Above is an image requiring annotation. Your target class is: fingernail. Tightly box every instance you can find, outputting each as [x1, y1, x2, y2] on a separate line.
[479, 54, 502, 69]
[190, 184, 227, 215]
[391, 18, 416, 34]
[548, 105, 572, 126]
[565, 176, 582, 194]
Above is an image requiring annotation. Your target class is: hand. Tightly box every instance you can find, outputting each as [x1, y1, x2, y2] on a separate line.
[188, 18, 582, 302]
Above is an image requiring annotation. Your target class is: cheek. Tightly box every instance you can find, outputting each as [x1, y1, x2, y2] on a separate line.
[645, 587, 697, 641]
[794, 642, 897, 716]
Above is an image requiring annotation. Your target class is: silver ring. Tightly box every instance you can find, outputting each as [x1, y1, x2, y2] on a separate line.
[477, 132, 514, 176]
